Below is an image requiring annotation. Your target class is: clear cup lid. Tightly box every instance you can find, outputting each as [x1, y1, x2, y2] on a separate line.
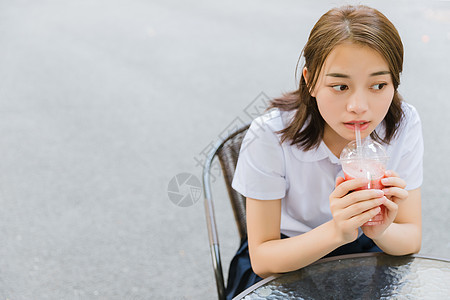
[340, 139, 388, 162]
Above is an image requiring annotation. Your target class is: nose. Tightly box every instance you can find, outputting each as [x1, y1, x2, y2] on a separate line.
[346, 90, 368, 114]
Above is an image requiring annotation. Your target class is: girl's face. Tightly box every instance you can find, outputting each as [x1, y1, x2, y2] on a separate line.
[306, 43, 395, 155]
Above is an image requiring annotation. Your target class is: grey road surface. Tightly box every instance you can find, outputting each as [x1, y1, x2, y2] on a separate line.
[0, 0, 449, 299]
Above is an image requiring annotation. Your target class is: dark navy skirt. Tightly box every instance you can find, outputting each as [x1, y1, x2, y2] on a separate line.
[225, 233, 381, 299]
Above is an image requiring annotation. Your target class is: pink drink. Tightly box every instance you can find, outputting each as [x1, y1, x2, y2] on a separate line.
[341, 129, 388, 226]
[343, 160, 385, 226]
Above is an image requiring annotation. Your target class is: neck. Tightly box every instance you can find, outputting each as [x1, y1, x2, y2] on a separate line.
[324, 140, 348, 158]
[322, 127, 350, 158]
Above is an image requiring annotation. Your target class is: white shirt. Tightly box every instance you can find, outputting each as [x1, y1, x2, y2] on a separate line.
[232, 102, 423, 237]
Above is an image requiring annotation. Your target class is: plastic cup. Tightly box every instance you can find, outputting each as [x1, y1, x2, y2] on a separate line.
[340, 139, 388, 226]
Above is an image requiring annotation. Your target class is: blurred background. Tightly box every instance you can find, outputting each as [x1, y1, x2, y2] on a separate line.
[0, 0, 449, 299]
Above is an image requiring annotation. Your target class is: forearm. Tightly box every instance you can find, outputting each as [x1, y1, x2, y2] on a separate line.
[372, 222, 421, 255]
[251, 221, 344, 277]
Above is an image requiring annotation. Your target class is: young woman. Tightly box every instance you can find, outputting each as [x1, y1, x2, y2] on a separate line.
[226, 5, 423, 299]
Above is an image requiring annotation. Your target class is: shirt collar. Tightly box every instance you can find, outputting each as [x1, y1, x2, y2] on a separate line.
[280, 109, 341, 164]
[321, 142, 341, 164]
[289, 140, 341, 164]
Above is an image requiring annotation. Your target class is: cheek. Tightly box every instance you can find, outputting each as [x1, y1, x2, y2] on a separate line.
[316, 97, 340, 122]
[375, 90, 395, 118]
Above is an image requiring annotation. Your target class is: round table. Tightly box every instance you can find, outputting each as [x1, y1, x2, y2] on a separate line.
[234, 253, 450, 299]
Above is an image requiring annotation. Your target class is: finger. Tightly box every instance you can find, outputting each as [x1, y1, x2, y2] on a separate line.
[353, 206, 382, 228]
[339, 189, 385, 208]
[385, 170, 399, 178]
[382, 187, 408, 201]
[381, 176, 406, 189]
[380, 198, 398, 214]
[335, 176, 345, 188]
[340, 196, 386, 220]
[332, 178, 370, 198]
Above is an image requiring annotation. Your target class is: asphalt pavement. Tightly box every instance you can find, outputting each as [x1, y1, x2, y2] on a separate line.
[0, 0, 449, 299]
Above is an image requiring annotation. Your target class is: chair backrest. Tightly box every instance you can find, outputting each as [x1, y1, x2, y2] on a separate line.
[216, 126, 249, 239]
[203, 123, 250, 300]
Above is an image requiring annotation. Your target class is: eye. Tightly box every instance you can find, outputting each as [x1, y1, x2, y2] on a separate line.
[370, 83, 387, 90]
[331, 85, 348, 91]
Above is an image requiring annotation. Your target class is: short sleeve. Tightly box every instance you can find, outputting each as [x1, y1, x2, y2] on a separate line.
[232, 115, 286, 200]
[395, 105, 424, 190]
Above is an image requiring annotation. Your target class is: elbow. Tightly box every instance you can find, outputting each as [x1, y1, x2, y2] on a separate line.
[391, 236, 421, 255]
[412, 239, 421, 254]
[406, 235, 422, 255]
[411, 230, 422, 254]
[253, 270, 271, 279]
[403, 243, 421, 255]
[251, 259, 274, 279]
[250, 252, 278, 278]
[406, 243, 421, 256]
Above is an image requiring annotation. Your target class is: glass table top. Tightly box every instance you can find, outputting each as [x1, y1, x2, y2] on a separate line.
[235, 253, 450, 300]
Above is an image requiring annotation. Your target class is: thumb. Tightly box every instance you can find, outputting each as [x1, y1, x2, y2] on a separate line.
[335, 176, 345, 188]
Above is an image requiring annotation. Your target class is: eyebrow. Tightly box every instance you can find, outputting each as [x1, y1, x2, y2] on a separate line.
[325, 71, 391, 78]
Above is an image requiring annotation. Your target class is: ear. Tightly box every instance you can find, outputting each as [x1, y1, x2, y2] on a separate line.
[302, 67, 316, 97]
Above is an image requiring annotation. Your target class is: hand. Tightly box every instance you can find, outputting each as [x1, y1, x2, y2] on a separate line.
[362, 170, 407, 239]
[381, 170, 408, 204]
[329, 177, 387, 244]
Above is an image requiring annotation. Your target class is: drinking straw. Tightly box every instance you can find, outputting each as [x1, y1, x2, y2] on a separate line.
[355, 123, 371, 188]
[355, 123, 362, 155]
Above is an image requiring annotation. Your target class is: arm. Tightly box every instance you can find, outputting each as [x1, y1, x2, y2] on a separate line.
[364, 171, 422, 255]
[247, 178, 385, 278]
[247, 198, 341, 278]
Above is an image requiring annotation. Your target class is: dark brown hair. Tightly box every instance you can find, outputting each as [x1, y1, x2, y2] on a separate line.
[270, 5, 404, 150]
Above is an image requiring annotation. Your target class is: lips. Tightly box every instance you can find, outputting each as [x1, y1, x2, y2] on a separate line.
[344, 121, 370, 131]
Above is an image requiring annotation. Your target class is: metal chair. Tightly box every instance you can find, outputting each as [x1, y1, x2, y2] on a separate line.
[202, 123, 250, 300]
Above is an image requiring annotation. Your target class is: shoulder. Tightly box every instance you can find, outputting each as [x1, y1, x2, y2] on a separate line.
[395, 102, 422, 139]
[385, 102, 424, 190]
[252, 108, 285, 131]
[402, 102, 420, 121]
[248, 108, 293, 140]
[387, 101, 423, 153]
[250, 108, 295, 133]
[401, 102, 421, 125]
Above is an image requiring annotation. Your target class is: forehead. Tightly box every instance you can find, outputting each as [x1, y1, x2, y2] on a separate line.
[321, 43, 389, 75]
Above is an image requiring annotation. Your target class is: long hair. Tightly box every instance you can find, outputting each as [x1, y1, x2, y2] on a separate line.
[270, 5, 404, 150]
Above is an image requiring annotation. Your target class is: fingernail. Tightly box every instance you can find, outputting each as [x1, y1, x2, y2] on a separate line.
[385, 170, 392, 176]
[375, 189, 384, 196]
[382, 188, 389, 194]
[381, 178, 389, 184]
